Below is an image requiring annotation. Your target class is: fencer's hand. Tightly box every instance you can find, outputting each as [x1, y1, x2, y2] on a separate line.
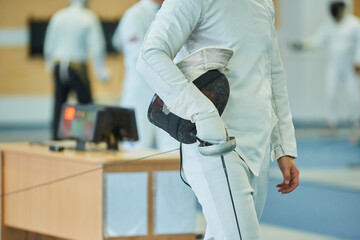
[288, 41, 304, 51]
[193, 111, 227, 144]
[99, 68, 111, 83]
[276, 156, 299, 194]
[354, 65, 360, 75]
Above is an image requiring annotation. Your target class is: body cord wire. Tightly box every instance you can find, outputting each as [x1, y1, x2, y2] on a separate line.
[179, 142, 191, 188]
[221, 155, 242, 240]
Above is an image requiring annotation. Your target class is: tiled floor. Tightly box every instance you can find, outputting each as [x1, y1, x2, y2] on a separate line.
[0, 126, 359, 240]
[260, 224, 343, 240]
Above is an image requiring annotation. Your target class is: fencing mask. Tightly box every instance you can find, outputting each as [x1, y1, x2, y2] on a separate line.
[147, 47, 233, 146]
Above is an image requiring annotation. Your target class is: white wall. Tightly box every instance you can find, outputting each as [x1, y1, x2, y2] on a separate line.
[0, 96, 52, 126]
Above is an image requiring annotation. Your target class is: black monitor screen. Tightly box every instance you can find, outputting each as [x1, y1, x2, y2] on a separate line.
[29, 19, 48, 57]
[57, 104, 138, 150]
[28, 18, 120, 57]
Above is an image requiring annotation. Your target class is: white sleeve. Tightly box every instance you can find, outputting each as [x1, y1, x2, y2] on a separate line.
[304, 24, 330, 49]
[136, 0, 217, 121]
[44, 16, 56, 71]
[270, 33, 298, 161]
[112, 21, 122, 52]
[88, 15, 108, 80]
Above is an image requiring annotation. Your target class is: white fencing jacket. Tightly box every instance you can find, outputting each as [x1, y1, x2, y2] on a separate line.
[44, 2, 108, 79]
[137, 0, 297, 175]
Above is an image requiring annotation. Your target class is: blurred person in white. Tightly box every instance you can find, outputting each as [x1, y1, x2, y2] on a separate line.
[44, 0, 110, 140]
[292, 0, 360, 130]
[112, 0, 178, 151]
[354, 28, 360, 144]
[137, 0, 299, 239]
[111, 1, 195, 237]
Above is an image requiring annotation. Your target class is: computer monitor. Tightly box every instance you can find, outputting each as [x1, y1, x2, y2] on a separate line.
[57, 104, 138, 151]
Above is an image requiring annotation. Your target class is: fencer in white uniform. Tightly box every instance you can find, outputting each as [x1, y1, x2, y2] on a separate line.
[137, 0, 299, 239]
[44, 0, 109, 139]
[300, 1, 360, 128]
[112, 0, 178, 151]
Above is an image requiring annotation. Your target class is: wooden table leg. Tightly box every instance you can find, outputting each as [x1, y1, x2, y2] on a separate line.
[147, 171, 154, 238]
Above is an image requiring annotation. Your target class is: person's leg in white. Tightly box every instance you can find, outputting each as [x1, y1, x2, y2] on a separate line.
[182, 144, 270, 240]
[345, 72, 360, 128]
[324, 66, 340, 127]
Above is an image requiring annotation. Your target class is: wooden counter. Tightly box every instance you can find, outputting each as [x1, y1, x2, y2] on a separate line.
[0, 142, 195, 240]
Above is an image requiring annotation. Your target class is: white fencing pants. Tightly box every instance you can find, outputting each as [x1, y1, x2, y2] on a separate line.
[325, 65, 360, 127]
[182, 143, 270, 240]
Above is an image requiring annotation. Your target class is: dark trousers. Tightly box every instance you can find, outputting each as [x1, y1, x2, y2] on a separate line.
[52, 62, 93, 140]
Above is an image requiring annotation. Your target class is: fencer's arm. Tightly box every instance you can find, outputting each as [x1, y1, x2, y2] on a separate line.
[289, 23, 330, 51]
[43, 17, 56, 72]
[270, 35, 298, 161]
[298, 24, 330, 50]
[289, 39, 313, 51]
[136, 0, 217, 121]
[88, 15, 110, 82]
[271, 35, 299, 193]
[111, 21, 122, 52]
